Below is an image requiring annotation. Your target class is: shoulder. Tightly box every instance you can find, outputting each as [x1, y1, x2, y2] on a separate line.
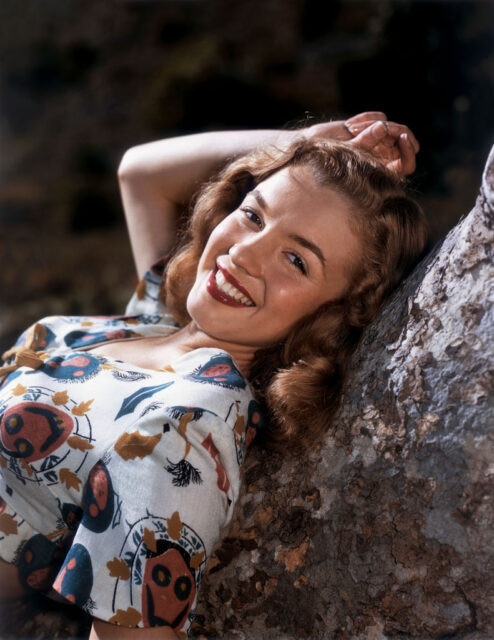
[125, 257, 175, 318]
[169, 349, 263, 461]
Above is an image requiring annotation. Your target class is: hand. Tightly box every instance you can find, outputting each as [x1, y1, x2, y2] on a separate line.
[304, 111, 387, 142]
[305, 111, 420, 176]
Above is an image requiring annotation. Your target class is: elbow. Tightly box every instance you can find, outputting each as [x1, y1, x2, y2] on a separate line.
[117, 147, 140, 182]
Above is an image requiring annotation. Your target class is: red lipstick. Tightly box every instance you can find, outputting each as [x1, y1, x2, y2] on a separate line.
[217, 264, 254, 303]
[206, 265, 255, 307]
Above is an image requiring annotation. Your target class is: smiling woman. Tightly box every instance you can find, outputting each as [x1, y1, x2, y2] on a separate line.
[0, 113, 427, 639]
[187, 165, 360, 349]
[163, 134, 428, 450]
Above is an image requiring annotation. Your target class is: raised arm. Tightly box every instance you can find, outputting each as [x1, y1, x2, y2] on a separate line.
[118, 112, 418, 279]
[118, 129, 296, 278]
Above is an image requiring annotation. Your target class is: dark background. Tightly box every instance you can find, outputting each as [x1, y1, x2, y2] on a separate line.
[1, 0, 493, 353]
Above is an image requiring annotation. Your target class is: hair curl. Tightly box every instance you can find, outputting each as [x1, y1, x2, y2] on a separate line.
[163, 138, 428, 451]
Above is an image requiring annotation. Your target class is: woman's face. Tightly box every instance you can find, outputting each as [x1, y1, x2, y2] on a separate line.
[186, 165, 361, 350]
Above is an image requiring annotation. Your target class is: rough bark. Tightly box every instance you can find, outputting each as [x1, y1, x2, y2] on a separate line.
[192, 146, 494, 640]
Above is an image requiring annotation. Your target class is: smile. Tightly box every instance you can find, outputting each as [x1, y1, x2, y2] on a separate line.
[206, 265, 255, 307]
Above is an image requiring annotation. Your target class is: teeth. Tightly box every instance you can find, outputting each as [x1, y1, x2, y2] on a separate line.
[215, 269, 253, 306]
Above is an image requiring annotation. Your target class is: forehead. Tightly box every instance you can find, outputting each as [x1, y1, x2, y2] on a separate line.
[254, 165, 354, 220]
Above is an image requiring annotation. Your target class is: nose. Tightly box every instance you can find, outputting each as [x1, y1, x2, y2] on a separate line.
[228, 234, 269, 277]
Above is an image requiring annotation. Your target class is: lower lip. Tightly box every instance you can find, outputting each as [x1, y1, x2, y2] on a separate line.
[206, 270, 251, 307]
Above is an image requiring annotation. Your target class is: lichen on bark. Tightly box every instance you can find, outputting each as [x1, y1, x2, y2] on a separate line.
[192, 146, 494, 639]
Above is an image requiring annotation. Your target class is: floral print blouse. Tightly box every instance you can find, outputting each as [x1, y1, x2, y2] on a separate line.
[0, 263, 262, 636]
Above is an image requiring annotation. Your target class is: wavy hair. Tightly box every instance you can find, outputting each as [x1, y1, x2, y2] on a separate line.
[163, 138, 428, 451]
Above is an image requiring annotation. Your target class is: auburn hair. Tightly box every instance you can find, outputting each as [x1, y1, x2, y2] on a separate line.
[163, 138, 428, 452]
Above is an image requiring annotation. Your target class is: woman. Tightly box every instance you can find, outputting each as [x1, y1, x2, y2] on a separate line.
[0, 112, 426, 639]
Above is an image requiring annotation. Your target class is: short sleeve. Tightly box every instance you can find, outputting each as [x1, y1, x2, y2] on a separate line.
[125, 256, 173, 317]
[52, 401, 243, 634]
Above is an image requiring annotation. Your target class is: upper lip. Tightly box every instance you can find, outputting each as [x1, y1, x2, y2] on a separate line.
[216, 261, 256, 305]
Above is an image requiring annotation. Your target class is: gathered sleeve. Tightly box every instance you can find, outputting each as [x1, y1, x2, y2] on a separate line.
[52, 386, 248, 635]
[125, 257, 172, 318]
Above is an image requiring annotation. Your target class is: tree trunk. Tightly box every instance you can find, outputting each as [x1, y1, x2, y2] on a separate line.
[192, 145, 494, 639]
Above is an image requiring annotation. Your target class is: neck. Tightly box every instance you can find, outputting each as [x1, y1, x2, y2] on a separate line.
[167, 323, 257, 377]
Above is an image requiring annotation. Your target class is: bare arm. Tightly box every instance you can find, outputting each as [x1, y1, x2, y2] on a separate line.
[118, 129, 296, 279]
[118, 114, 419, 279]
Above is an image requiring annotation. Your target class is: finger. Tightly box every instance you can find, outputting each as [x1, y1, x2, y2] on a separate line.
[397, 133, 416, 175]
[347, 120, 419, 153]
[351, 121, 389, 151]
[347, 120, 398, 148]
[387, 134, 416, 176]
[345, 111, 388, 126]
[385, 122, 420, 153]
[345, 119, 378, 136]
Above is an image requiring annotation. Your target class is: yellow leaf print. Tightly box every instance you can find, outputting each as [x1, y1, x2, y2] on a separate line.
[20, 459, 34, 477]
[100, 362, 120, 370]
[157, 364, 175, 373]
[0, 456, 7, 469]
[124, 318, 140, 326]
[45, 527, 68, 541]
[109, 607, 142, 627]
[80, 321, 93, 327]
[142, 527, 157, 553]
[107, 557, 131, 580]
[114, 431, 161, 461]
[178, 413, 194, 459]
[67, 436, 94, 451]
[190, 551, 205, 570]
[234, 414, 245, 437]
[52, 390, 69, 406]
[136, 278, 146, 301]
[59, 468, 82, 492]
[167, 511, 183, 541]
[12, 384, 27, 396]
[71, 399, 94, 416]
[0, 514, 18, 536]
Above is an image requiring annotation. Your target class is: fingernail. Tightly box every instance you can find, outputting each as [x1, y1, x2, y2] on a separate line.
[350, 126, 361, 135]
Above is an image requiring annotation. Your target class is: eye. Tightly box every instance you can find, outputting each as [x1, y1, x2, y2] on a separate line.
[287, 252, 307, 275]
[241, 208, 262, 228]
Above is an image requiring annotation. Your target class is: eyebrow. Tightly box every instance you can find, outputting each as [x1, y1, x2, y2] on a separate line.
[249, 189, 327, 269]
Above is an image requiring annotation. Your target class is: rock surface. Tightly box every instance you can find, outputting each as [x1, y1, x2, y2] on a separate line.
[192, 147, 494, 639]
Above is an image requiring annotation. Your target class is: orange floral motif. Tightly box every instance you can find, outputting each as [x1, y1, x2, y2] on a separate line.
[107, 557, 131, 580]
[114, 431, 161, 461]
[0, 514, 18, 536]
[167, 510, 183, 541]
[20, 459, 34, 477]
[124, 318, 140, 325]
[234, 414, 245, 436]
[160, 364, 176, 373]
[59, 468, 82, 492]
[142, 527, 157, 553]
[100, 362, 122, 371]
[190, 551, 205, 570]
[71, 400, 94, 416]
[136, 279, 147, 301]
[45, 527, 68, 541]
[108, 607, 142, 627]
[52, 390, 69, 405]
[67, 436, 94, 451]
[12, 384, 27, 396]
